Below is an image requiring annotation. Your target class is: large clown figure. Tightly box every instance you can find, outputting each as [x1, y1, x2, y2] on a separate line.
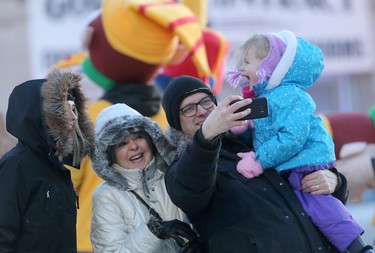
[321, 106, 375, 244]
[154, 28, 230, 94]
[51, 0, 230, 252]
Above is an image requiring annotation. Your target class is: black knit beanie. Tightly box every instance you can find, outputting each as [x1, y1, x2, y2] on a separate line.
[162, 75, 216, 130]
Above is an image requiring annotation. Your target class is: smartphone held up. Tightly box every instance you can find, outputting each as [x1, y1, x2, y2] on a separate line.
[231, 97, 268, 120]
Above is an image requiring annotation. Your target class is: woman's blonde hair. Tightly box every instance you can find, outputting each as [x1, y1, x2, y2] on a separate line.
[71, 106, 91, 166]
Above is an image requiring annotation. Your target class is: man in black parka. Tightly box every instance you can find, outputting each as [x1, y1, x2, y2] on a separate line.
[162, 75, 350, 253]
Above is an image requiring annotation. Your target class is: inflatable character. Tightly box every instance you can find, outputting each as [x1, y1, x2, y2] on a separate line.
[322, 108, 375, 245]
[154, 0, 230, 94]
[155, 28, 230, 94]
[321, 110, 375, 203]
[61, 0, 215, 251]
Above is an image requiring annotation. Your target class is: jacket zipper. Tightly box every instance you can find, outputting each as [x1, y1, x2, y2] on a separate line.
[45, 189, 51, 212]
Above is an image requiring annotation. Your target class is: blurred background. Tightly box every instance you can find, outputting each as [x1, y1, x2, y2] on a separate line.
[2, 0, 375, 114]
[1, 0, 374, 245]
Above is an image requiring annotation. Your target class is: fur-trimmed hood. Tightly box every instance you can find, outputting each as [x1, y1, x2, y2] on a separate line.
[42, 70, 94, 160]
[91, 104, 177, 190]
[253, 30, 324, 95]
[165, 126, 191, 160]
[6, 70, 94, 162]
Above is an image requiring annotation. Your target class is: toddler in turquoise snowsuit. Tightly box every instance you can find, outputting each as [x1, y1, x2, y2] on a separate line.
[226, 30, 372, 253]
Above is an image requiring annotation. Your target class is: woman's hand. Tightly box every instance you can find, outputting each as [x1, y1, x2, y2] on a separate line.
[202, 96, 252, 141]
[301, 170, 338, 194]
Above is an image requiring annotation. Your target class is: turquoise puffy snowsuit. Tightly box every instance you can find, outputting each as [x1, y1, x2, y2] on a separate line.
[252, 31, 335, 172]
[251, 31, 364, 252]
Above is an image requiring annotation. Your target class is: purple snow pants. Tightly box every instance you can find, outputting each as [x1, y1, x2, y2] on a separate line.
[288, 169, 364, 252]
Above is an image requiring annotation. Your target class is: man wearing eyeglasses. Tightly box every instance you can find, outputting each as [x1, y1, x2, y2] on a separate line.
[162, 75, 350, 253]
[178, 93, 217, 139]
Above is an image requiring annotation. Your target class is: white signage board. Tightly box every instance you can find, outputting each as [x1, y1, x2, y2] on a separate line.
[26, 0, 101, 78]
[26, 0, 374, 78]
[208, 0, 374, 76]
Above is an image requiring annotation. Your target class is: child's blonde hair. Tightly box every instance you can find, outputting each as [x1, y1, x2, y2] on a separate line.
[237, 33, 287, 84]
[241, 34, 270, 61]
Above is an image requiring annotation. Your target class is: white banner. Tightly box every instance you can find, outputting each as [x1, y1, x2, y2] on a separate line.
[26, 0, 101, 78]
[26, 0, 374, 78]
[208, 0, 375, 76]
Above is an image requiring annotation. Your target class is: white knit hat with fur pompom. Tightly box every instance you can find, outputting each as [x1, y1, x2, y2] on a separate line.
[95, 103, 140, 134]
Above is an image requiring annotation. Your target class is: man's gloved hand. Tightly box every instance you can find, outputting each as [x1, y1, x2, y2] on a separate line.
[147, 217, 199, 248]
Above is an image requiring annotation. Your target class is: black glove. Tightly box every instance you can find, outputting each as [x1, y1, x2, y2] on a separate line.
[147, 217, 199, 248]
[179, 236, 204, 253]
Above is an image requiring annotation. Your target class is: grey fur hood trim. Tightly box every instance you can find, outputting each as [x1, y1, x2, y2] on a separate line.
[165, 126, 191, 162]
[41, 70, 94, 160]
[91, 113, 177, 190]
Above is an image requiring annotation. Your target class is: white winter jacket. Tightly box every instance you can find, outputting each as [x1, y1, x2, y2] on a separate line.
[91, 162, 185, 253]
[90, 104, 187, 253]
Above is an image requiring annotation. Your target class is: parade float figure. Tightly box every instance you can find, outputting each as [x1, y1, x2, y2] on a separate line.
[321, 110, 375, 203]
[154, 28, 230, 94]
[154, 0, 230, 95]
[322, 106, 375, 247]
[63, 0, 216, 251]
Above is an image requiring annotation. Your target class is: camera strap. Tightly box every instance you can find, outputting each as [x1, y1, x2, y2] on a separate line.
[130, 190, 163, 221]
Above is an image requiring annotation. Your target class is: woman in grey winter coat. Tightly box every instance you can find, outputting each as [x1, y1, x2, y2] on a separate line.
[0, 70, 94, 253]
[90, 103, 199, 253]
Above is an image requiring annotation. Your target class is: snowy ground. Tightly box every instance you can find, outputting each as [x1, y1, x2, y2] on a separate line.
[346, 189, 375, 247]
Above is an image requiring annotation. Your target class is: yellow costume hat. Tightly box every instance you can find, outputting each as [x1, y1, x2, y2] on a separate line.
[101, 0, 211, 81]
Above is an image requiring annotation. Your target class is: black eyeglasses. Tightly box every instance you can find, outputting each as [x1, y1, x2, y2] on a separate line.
[179, 95, 215, 117]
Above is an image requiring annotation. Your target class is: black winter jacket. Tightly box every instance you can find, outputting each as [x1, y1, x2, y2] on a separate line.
[0, 72, 93, 253]
[165, 127, 348, 253]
